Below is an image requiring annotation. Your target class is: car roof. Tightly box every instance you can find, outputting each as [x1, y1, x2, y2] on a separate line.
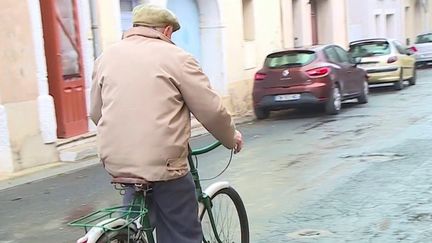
[268, 45, 329, 55]
[349, 38, 393, 45]
[416, 32, 432, 37]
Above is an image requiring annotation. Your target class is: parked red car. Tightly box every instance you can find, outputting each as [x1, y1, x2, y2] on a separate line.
[252, 45, 369, 119]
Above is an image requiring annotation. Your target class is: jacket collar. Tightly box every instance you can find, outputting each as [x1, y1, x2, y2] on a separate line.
[123, 27, 174, 45]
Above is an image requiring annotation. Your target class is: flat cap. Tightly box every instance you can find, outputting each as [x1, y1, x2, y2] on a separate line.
[132, 4, 181, 32]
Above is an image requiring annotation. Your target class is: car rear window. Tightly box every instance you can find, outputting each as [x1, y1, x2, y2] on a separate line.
[415, 33, 432, 44]
[349, 41, 391, 58]
[265, 51, 316, 69]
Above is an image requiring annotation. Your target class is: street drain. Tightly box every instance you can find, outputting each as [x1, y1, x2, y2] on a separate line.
[287, 229, 333, 239]
[341, 153, 404, 163]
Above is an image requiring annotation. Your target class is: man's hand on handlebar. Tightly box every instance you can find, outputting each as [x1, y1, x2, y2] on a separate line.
[234, 130, 243, 154]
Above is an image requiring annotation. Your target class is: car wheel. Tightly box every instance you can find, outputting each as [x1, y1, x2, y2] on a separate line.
[357, 81, 369, 104]
[254, 108, 269, 120]
[394, 69, 404, 90]
[408, 68, 417, 86]
[325, 85, 342, 115]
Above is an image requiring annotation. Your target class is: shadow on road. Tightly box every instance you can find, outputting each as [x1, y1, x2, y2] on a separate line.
[264, 105, 355, 121]
[268, 107, 325, 121]
[368, 84, 400, 94]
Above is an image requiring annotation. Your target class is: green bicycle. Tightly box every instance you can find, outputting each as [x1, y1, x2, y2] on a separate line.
[69, 141, 249, 243]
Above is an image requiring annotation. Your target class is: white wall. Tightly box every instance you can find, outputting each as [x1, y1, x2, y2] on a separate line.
[0, 105, 13, 172]
[27, 0, 57, 143]
[77, 0, 97, 131]
[347, 0, 404, 43]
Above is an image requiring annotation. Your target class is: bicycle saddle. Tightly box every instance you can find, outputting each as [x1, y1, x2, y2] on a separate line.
[111, 177, 151, 185]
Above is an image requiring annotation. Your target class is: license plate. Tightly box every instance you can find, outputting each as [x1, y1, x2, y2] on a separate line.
[274, 94, 300, 101]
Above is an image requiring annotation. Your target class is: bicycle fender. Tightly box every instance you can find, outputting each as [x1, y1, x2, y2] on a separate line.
[76, 218, 127, 243]
[199, 181, 230, 215]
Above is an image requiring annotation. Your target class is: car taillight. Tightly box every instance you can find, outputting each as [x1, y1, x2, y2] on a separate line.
[387, 56, 398, 63]
[306, 67, 331, 78]
[254, 73, 267, 80]
[409, 46, 418, 52]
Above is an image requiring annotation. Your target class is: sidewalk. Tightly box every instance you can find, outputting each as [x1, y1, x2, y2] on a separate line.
[0, 114, 254, 191]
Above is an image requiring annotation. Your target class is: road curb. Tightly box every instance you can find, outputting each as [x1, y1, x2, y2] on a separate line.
[0, 158, 100, 191]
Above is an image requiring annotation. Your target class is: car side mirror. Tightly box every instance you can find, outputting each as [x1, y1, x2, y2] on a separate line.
[406, 49, 414, 56]
[354, 57, 362, 64]
[351, 57, 362, 67]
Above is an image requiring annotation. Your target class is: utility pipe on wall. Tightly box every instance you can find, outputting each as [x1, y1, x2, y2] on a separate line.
[89, 0, 102, 58]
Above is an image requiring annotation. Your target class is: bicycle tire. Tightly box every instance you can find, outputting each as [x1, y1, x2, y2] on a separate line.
[200, 187, 249, 243]
[96, 227, 139, 243]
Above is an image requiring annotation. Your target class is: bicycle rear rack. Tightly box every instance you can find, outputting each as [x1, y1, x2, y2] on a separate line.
[68, 205, 147, 232]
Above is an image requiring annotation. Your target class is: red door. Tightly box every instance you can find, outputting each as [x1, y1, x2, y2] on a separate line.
[40, 0, 88, 138]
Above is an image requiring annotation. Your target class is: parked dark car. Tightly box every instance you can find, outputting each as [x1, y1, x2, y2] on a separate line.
[252, 45, 369, 119]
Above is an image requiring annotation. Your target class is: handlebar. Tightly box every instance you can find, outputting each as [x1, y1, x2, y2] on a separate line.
[191, 141, 222, 156]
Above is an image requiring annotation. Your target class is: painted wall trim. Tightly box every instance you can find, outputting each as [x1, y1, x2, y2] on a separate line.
[27, 0, 57, 143]
[0, 105, 13, 173]
[77, 0, 97, 131]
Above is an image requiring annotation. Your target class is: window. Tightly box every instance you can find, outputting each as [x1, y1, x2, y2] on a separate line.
[120, 0, 133, 11]
[265, 51, 316, 68]
[393, 41, 407, 55]
[375, 15, 381, 36]
[386, 14, 395, 38]
[120, 0, 140, 31]
[242, 0, 255, 41]
[324, 47, 341, 63]
[349, 41, 391, 58]
[57, 0, 80, 76]
[334, 47, 350, 63]
[415, 33, 432, 44]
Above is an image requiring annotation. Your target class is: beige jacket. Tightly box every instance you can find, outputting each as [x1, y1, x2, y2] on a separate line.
[90, 27, 235, 182]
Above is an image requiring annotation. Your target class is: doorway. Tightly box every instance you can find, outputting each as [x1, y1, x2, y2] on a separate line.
[39, 0, 88, 138]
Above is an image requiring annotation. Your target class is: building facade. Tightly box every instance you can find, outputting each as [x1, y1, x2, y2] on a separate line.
[404, 0, 432, 45]
[347, 0, 431, 45]
[0, 0, 429, 174]
[117, 0, 350, 114]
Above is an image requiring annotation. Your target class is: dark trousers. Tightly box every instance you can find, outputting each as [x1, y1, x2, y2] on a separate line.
[123, 173, 203, 243]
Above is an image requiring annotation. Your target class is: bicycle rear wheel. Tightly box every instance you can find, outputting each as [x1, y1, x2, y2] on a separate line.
[200, 187, 249, 243]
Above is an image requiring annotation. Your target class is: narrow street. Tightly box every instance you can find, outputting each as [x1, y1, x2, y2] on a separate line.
[1, 69, 432, 243]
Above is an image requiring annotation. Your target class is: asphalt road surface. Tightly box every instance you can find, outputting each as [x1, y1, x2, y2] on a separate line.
[1, 69, 432, 243]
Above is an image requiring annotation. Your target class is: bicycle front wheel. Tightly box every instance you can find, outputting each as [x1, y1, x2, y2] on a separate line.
[200, 187, 249, 243]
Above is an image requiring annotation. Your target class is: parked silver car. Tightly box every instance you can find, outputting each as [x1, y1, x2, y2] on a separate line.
[411, 33, 432, 67]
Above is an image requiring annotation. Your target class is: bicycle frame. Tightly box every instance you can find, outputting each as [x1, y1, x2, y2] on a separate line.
[140, 143, 226, 243]
[191, 142, 230, 243]
[71, 142, 230, 243]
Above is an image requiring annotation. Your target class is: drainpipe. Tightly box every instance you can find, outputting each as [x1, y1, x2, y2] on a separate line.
[89, 0, 102, 58]
[425, 0, 430, 32]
